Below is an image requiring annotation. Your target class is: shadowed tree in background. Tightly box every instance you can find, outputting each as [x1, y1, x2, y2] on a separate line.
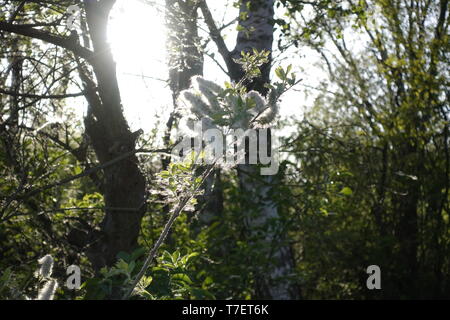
[0, 0, 147, 272]
[200, 0, 300, 299]
[163, 0, 223, 230]
[279, 0, 449, 298]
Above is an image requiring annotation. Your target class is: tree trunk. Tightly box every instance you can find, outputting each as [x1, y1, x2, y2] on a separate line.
[231, 0, 299, 299]
[164, 0, 204, 169]
[79, 0, 147, 271]
[164, 0, 223, 227]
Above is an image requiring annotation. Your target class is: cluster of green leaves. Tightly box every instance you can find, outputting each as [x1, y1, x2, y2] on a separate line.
[155, 159, 205, 212]
[276, 0, 450, 299]
[81, 248, 213, 300]
[234, 49, 271, 80]
[1, 0, 448, 301]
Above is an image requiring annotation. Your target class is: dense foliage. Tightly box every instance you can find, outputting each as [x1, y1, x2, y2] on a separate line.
[0, 0, 448, 299]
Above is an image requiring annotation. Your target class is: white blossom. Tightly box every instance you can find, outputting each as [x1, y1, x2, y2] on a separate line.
[179, 76, 279, 130]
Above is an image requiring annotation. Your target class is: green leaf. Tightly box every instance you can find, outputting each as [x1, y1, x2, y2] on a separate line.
[340, 187, 353, 196]
[116, 251, 130, 262]
[275, 66, 286, 80]
[172, 273, 193, 284]
[286, 64, 292, 74]
[140, 275, 153, 288]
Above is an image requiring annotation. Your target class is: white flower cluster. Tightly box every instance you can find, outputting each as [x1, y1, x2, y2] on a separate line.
[179, 76, 279, 133]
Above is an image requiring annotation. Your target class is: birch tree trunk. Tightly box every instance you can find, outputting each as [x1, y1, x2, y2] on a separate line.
[231, 0, 299, 299]
[199, 0, 299, 299]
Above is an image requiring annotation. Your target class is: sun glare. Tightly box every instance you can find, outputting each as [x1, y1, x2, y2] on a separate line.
[105, 1, 313, 135]
[107, 0, 170, 132]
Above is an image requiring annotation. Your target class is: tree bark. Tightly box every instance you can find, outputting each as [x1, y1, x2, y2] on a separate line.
[231, 0, 299, 299]
[164, 0, 223, 226]
[79, 0, 147, 270]
[164, 0, 204, 169]
[200, 0, 299, 299]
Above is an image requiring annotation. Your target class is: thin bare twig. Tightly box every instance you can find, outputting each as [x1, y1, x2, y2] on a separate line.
[122, 162, 217, 300]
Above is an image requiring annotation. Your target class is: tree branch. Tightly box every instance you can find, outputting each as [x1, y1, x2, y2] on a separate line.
[3, 147, 169, 205]
[0, 21, 94, 61]
[0, 88, 88, 99]
[199, 0, 237, 74]
[8, 0, 27, 23]
[122, 162, 217, 300]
